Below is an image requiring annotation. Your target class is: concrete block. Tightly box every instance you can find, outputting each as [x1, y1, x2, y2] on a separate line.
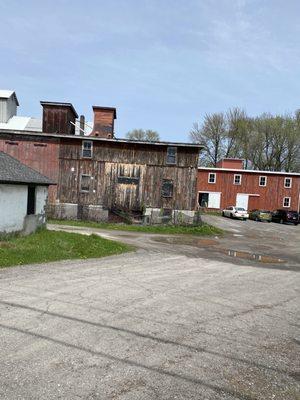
[23, 214, 45, 236]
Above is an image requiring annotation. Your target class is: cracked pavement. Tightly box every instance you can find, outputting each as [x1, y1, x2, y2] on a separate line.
[0, 218, 299, 399]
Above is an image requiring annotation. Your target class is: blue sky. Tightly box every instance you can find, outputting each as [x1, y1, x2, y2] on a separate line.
[1, 0, 299, 141]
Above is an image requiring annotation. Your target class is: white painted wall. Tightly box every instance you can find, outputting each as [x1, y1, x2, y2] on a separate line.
[35, 186, 48, 218]
[0, 96, 17, 123]
[0, 184, 49, 233]
[0, 184, 28, 233]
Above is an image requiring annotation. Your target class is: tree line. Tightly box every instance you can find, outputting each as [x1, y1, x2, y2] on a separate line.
[190, 108, 300, 172]
[126, 108, 300, 172]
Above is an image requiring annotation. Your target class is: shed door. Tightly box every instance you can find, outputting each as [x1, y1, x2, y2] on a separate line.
[208, 192, 221, 209]
[236, 194, 249, 210]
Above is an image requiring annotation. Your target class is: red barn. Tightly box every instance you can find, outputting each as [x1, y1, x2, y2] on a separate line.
[198, 158, 300, 212]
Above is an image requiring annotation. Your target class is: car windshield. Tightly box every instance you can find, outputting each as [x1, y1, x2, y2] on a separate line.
[236, 207, 245, 211]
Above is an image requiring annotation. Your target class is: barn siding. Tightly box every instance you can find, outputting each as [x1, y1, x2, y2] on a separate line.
[0, 134, 59, 203]
[0, 131, 200, 218]
[198, 169, 300, 211]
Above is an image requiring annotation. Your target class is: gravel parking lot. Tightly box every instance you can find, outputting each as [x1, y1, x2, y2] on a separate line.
[0, 220, 299, 399]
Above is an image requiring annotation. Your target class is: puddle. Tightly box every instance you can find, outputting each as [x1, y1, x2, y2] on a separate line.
[117, 234, 139, 239]
[222, 249, 284, 264]
[151, 236, 285, 264]
[152, 236, 218, 247]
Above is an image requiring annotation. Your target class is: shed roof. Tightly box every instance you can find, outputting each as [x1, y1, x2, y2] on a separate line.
[0, 90, 19, 106]
[0, 152, 54, 185]
[0, 128, 204, 148]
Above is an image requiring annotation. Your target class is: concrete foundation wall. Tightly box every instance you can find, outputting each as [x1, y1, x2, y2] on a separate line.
[48, 203, 108, 222]
[144, 208, 196, 225]
[48, 203, 196, 225]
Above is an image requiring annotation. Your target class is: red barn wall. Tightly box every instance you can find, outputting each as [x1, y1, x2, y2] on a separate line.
[198, 169, 300, 211]
[0, 135, 59, 202]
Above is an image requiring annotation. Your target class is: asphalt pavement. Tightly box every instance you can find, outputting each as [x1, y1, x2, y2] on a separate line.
[0, 218, 299, 399]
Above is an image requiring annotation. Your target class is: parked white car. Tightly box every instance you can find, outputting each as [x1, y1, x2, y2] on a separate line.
[222, 206, 249, 220]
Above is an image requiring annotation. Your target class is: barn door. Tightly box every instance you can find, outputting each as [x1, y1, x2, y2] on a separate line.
[208, 192, 221, 209]
[236, 194, 249, 210]
[113, 164, 145, 211]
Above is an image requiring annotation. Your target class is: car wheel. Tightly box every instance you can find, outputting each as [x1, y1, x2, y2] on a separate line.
[280, 219, 284, 224]
[222, 211, 225, 217]
[294, 223, 298, 226]
[243, 218, 247, 221]
[230, 213, 233, 219]
[255, 217, 259, 222]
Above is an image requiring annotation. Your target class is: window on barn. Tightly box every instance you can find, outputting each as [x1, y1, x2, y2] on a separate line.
[283, 197, 291, 207]
[166, 147, 177, 165]
[284, 177, 292, 188]
[27, 186, 36, 215]
[234, 174, 242, 185]
[259, 176, 267, 187]
[208, 173, 216, 184]
[80, 174, 91, 192]
[161, 179, 173, 198]
[82, 141, 93, 158]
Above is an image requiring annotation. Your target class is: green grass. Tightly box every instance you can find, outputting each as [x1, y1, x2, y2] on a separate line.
[0, 229, 133, 268]
[48, 219, 223, 236]
[201, 210, 222, 216]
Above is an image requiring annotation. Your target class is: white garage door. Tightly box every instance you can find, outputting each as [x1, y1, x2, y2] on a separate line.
[208, 192, 221, 209]
[236, 194, 249, 210]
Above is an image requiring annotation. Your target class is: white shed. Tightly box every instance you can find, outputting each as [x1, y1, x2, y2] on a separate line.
[0, 152, 54, 235]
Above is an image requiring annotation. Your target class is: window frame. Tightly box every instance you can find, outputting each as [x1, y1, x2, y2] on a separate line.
[208, 172, 216, 184]
[233, 174, 242, 185]
[259, 176, 267, 187]
[161, 179, 174, 198]
[166, 146, 177, 165]
[80, 174, 91, 193]
[284, 177, 292, 188]
[82, 140, 93, 158]
[283, 197, 291, 208]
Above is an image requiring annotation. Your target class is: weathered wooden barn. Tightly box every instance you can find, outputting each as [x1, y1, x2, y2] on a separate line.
[0, 93, 202, 223]
[198, 158, 300, 212]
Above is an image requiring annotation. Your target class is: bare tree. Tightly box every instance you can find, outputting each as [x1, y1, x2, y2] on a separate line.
[126, 129, 160, 142]
[190, 108, 300, 172]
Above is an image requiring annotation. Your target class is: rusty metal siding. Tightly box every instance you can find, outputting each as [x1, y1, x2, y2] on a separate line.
[198, 169, 300, 211]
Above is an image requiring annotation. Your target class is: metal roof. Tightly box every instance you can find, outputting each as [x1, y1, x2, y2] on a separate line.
[0, 90, 19, 106]
[25, 117, 42, 131]
[198, 166, 300, 176]
[0, 116, 42, 131]
[0, 128, 204, 148]
[0, 152, 54, 185]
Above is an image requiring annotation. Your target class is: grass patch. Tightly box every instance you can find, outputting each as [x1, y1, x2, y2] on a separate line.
[201, 210, 222, 217]
[48, 219, 223, 236]
[0, 229, 133, 268]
